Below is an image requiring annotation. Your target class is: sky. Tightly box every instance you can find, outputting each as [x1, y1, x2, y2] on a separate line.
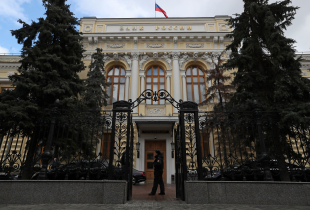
[0, 0, 309, 54]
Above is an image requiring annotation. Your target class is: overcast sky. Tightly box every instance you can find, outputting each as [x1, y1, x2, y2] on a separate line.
[0, 0, 309, 54]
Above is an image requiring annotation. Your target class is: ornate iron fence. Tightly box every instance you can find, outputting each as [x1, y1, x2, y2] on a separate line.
[0, 106, 114, 181]
[198, 109, 310, 182]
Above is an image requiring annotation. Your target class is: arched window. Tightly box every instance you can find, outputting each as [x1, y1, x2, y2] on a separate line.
[186, 66, 206, 103]
[106, 66, 125, 104]
[145, 66, 165, 105]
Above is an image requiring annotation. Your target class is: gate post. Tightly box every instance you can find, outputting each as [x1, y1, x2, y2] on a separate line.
[108, 100, 133, 200]
[179, 101, 203, 182]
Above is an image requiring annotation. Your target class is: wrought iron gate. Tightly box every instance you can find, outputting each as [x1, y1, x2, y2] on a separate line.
[108, 101, 134, 200]
[175, 101, 203, 200]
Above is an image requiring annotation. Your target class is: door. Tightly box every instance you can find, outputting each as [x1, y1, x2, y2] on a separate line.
[145, 140, 166, 183]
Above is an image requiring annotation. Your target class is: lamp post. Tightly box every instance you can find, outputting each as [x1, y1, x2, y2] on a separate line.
[136, 141, 140, 158]
[171, 141, 175, 158]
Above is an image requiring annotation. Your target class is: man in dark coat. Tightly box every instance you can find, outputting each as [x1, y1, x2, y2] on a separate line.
[51, 158, 58, 169]
[149, 150, 165, 195]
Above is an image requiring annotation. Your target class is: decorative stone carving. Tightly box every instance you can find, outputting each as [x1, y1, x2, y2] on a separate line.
[146, 108, 165, 115]
[186, 43, 204, 48]
[213, 37, 218, 43]
[107, 44, 125, 49]
[133, 37, 138, 49]
[160, 52, 172, 69]
[88, 37, 93, 43]
[139, 53, 150, 69]
[84, 25, 93, 32]
[7, 72, 13, 76]
[0, 57, 21, 62]
[193, 52, 199, 61]
[173, 37, 178, 43]
[121, 54, 132, 69]
[302, 71, 307, 76]
[83, 54, 92, 60]
[131, 52, 139, 60]
[219, 37, 224, 43]
[171, 52, 180, 60]
[113, 52, 119, 61]
[93, 37, 98, 44]
[147, 43, 164, 48]
[200, 52, 213, 65]
[153, 52, 159, 61]
[178, 52, 190, 69]
[103, 53, 112, 63]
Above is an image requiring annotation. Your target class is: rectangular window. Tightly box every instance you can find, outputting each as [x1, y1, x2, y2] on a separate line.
[187, 85, 192, 101]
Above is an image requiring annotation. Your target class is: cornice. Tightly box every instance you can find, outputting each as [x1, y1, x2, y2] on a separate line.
[80, 16, 231, 23]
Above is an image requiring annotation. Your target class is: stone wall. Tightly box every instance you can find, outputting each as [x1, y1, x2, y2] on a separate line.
[0, 180, 127, 204]
[185, 181, 310, 205]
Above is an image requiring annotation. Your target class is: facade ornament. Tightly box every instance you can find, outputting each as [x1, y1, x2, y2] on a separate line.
[173, 37, 178, 43]
[219, 37, 224, 43]
[93, 37, 98, 44]
[0, 57, 21, 62]
[213, 36, 218, 43]
[153, 52, 159, 62]
[113, 52, 119, 61]
[186, 43, 204, 48]
[103, 53, 112, 63]
[88, 37, 93, 43]
[121, 54, 132, 69]
[171, 52, 180, 60]
[147, 43, 164, 48]
[83, 54, 92, 60]
[146, 108, 165, 115]
[200, 52, 213, 65]
[160, 52, 172, 69]
[7, 72, 13, 76]
[131, 52, 140, 61]
[193, 52, 199, 62]
[178, 52, 190, 69]
[133, 37, 138, 49]
[139, 53, 150, 69]
[107, 44, 125, 49]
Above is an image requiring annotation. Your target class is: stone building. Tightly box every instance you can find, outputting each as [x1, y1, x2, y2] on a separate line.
[1, 17, 310, 183]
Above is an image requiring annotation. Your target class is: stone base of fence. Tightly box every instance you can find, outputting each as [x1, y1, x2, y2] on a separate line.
[185, 181, 310, 205]
[0, 180, 127, 204]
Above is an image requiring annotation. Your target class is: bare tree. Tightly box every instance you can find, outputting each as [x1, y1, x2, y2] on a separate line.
[202, 51, 235, 109]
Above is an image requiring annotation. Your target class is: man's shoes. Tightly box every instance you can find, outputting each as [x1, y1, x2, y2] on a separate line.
[148, 193, 155, 195]
[158, 192, 165, 195]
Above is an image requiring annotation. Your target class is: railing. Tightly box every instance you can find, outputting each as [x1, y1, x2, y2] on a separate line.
[197, 110, 310, 182]
[0, 109, 113, 180]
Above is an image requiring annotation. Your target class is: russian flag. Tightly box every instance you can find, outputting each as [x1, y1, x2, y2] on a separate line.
[155, 3, 168, 18]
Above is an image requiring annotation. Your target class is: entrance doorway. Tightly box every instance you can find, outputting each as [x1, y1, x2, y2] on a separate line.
[144, 140, 166, 183]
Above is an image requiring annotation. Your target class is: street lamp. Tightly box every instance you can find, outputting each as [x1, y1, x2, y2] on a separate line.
[171, 141, 175, 158]
[136, 141, 140, 158]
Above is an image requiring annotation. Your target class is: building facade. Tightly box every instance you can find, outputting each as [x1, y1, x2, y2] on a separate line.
[1, 17, 310, 183]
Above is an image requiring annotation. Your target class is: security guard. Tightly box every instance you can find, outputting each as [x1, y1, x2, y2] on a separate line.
[149, 150, 165, 195]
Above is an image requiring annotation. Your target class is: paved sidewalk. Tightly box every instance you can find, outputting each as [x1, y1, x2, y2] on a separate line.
[1, 184, 309, 209]
[0, 201, 309, 210]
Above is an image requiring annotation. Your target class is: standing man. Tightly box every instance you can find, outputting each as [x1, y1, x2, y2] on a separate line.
[51, 158, 58, 169]
[149, 150, 165, 195]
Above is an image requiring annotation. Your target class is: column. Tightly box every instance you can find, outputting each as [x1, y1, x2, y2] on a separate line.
[182, 75, 187, 101]
[171, 52, 181, 112]
[140, 75, 145, 94]
[131, 52, 139, 113]
[166, 75, 171, 94]
[125, 75, 130, 101]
